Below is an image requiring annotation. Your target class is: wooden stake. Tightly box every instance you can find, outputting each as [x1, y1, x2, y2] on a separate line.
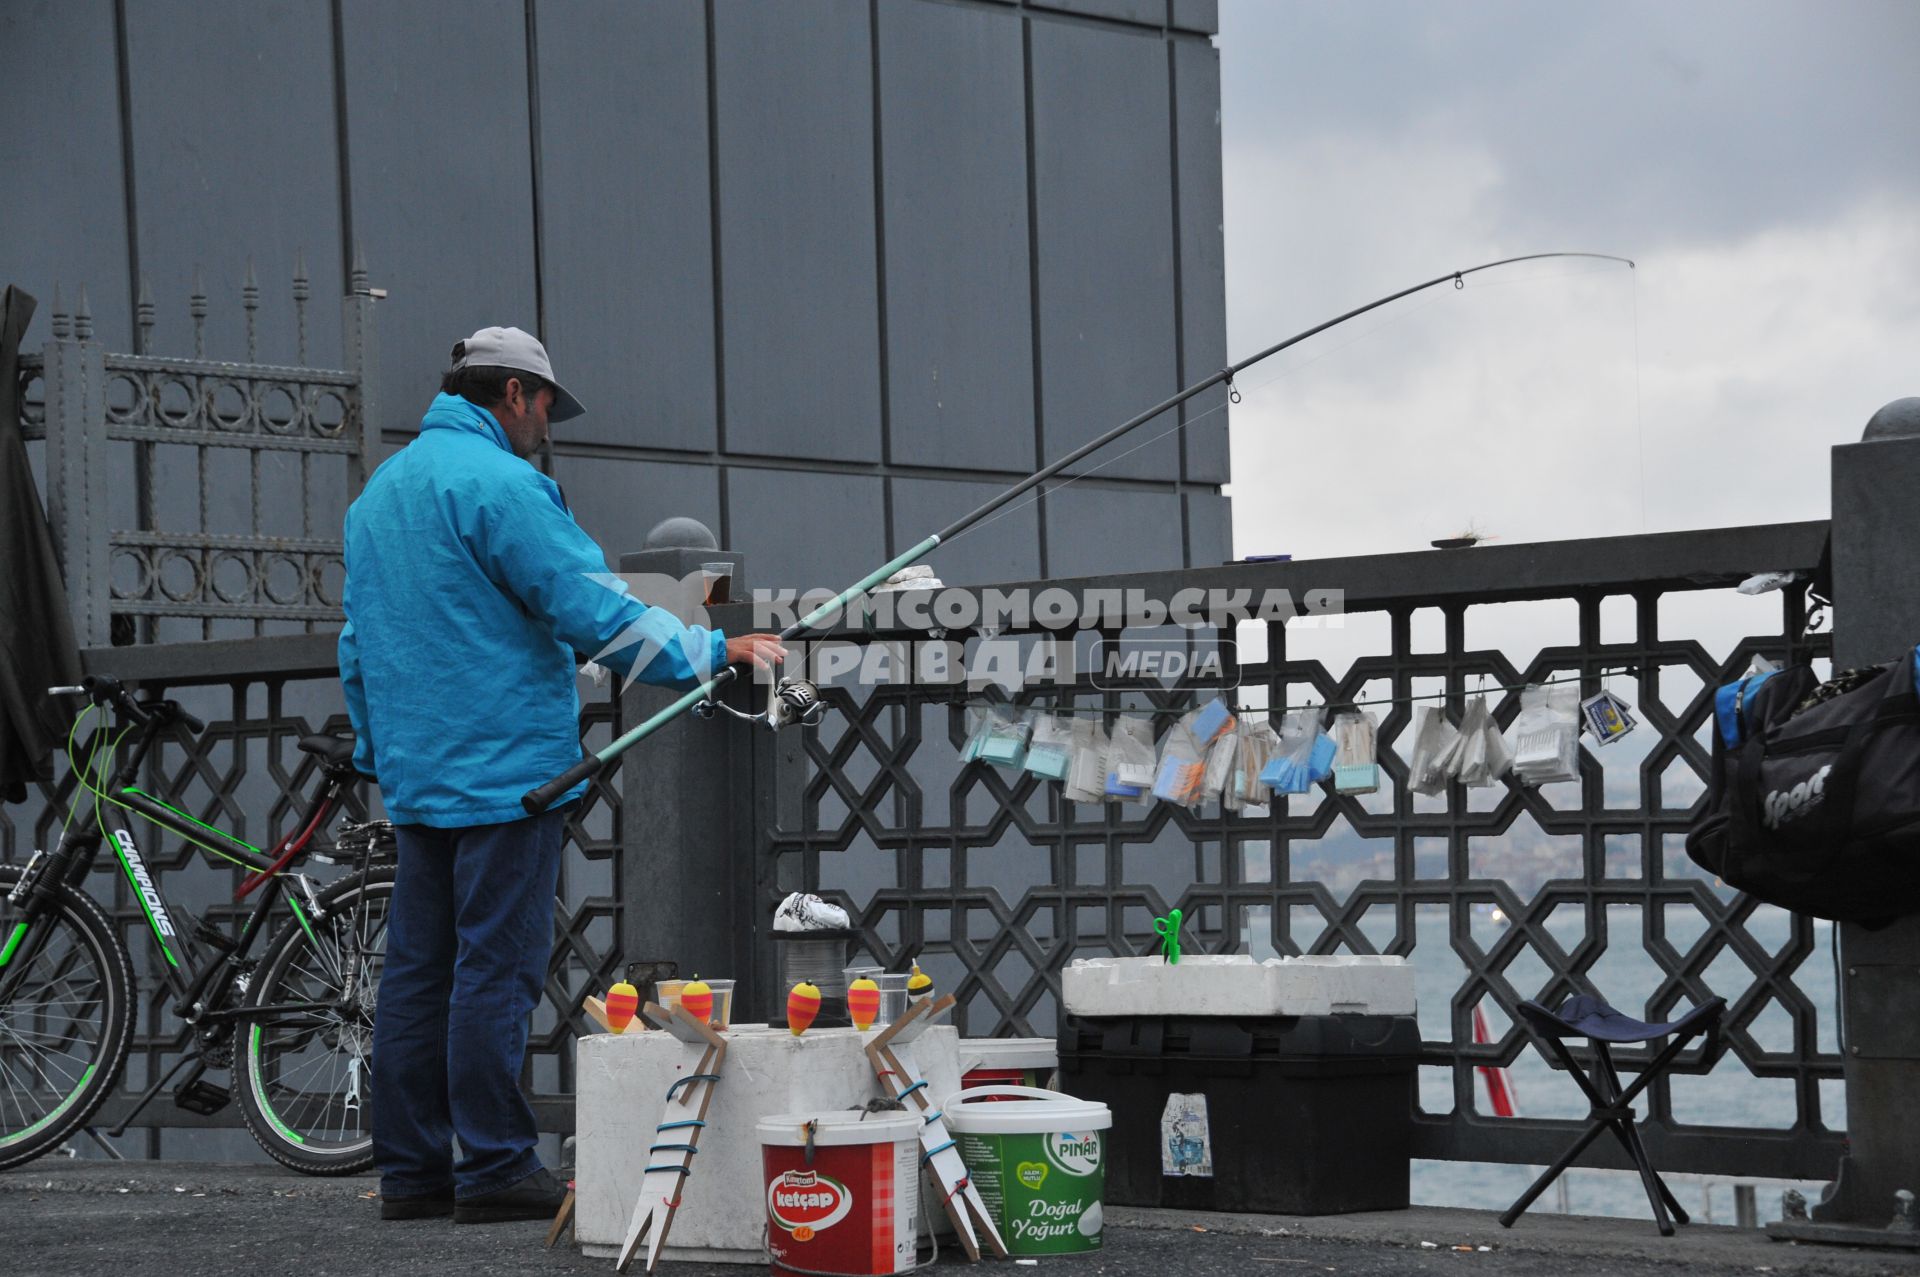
[615, 1004, 728, 1274]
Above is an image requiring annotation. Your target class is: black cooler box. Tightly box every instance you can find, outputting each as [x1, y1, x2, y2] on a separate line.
[1058, 1012, 1420, 1214]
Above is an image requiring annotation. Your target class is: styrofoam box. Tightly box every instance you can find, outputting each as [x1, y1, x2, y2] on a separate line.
[1060, 955, 1415, 1019]
[575, 1023, 963, 1264]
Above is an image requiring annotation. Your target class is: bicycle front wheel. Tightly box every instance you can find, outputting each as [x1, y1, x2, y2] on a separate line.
[0, 863, 136, 1170]
[236, 867, 393, 1175]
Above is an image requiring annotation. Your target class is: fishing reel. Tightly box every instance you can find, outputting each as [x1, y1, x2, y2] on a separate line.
[694, 676, 827, 730]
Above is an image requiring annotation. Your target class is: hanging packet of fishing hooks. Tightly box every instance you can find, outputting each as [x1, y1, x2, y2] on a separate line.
[1230, 718, 1280, 811]
[962, 704, 1032, 770]
[1445, 695, 1510, 788]
[1063, 716, 1111, 804]
[1260, 706, 1333, 795]
[1199, 722, 1241, 804]
[1024, 712, 1074, 782]
[1152, 717, 1209, 807]
[1106, 716, 1157, 802]
[1407, 705, 1461, 795]
[1504, 684, 1582, 786]
[1332, 710, 1380, 794]
[1187, 697, 1236, 747]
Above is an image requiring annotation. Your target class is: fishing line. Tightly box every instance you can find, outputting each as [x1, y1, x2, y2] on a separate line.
[524, 251, 1636, 813]
[1632, 268, 1648, 531]
[944, 287, 1455, 552]
[945, 262, 1626, 557]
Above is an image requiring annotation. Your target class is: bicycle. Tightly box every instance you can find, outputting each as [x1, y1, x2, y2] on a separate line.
[0, 674, 394, 1174]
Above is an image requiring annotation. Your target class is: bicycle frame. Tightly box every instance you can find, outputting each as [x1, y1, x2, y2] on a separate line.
[4, 706, 356, 1029]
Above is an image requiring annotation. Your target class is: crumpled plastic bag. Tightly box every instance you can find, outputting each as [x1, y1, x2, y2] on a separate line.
[773, 891, 852, 932]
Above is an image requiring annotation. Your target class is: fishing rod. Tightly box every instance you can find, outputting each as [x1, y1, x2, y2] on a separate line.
[522, 250, 1634, 814]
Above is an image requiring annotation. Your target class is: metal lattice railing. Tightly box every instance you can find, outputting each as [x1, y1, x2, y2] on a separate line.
[763, 521, 1843, 1180]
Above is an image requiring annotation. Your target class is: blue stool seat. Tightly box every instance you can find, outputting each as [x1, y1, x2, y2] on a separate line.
[1516, 994, 1725, 1045]
[1500, 991, 1726, 1237]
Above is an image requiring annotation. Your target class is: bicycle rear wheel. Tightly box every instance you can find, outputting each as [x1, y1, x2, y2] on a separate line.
[0, 863, 136, 1170]
[236, 867, 393, 1175]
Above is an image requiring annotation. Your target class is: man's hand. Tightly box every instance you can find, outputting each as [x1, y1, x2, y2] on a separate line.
[725, 633, 789, 673]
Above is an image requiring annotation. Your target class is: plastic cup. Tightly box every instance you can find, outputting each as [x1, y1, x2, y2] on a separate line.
[873, 972, 909, 1027]
[704, 979, 736, 1029]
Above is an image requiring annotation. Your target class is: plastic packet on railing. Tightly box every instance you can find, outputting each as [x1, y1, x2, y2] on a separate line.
[1106, 717, 1156, 802]
[1449, 695, 1507, 788]
[961, 705, 991, 765]
[1332, 710, 1379, 794]
[1260, 706, 1330, 794]
[1152, 720, 1208, 807]
[1230, 720, 1279, 810]
[1407, 705, 1460, 795]
[1503, 684, 1581, 786]
[1187, 698, 1237, 748]
[1063, 717, 1111, 804]
[1198, 725, 1240, 804]
[1579, 690, 1637, 746]
[1024, 713, 1073, 782]
[979, 708, 1033, 768]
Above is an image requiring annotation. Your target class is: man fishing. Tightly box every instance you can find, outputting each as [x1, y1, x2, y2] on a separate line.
[339, 326, 784, 1224]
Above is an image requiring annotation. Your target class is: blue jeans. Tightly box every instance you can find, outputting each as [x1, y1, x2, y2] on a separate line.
[373, 805, 570, 1199]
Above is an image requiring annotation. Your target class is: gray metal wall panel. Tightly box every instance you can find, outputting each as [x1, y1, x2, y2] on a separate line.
[1170, 0, 1219, 35]
[1030, 19, 1181, 485]
[340, 0, 538, 430]
[713, 0, 881, 464]
[0, 0, 130, 350]
[1185, 490, 1232, 567]
[1044, 485, 1183, 578]
[552, 454, 722, 568]
[535, 1, 716, 452]
[727, 466, 886, 594]
[1174, 40, 1230, 485]
[1030, 0, 1167, 28]
[123, 0, 343, 368]
[893, 477, 1042, 586]
[878, 1, 1034, 473]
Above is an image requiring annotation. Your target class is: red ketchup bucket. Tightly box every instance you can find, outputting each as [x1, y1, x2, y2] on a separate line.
[759, 1111, 920, 1275]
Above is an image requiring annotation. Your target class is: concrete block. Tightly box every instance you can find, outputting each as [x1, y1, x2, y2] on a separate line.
[576, 1023, 963, 1264]
[1060, 955, 1416, 1019]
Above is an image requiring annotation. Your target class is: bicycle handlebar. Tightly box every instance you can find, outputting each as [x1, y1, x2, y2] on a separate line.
[52, 677, 204, 733]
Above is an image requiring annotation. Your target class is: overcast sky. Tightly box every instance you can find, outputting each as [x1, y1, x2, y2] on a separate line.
[1216, 0, 1920, 564]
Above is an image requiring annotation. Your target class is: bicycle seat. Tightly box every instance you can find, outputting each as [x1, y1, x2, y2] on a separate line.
[297, 733, 357, 769]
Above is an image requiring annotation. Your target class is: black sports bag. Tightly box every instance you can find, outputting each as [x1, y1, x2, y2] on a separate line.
[1685, 646, 1920, 925]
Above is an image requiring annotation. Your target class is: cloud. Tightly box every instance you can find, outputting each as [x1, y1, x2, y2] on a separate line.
[1219, 0, 1920, 250]
[1225, 195, 1920, 561]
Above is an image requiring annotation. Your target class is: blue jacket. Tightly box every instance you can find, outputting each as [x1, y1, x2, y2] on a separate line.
[339, 394, 726, 826]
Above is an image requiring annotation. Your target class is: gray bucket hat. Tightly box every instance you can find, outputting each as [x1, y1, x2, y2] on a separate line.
[452, 325, 585, 422]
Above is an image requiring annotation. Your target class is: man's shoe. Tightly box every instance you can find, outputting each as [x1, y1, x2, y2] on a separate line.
[380, 1189, 454, 1220]
[453, 1167, 569, 1224]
